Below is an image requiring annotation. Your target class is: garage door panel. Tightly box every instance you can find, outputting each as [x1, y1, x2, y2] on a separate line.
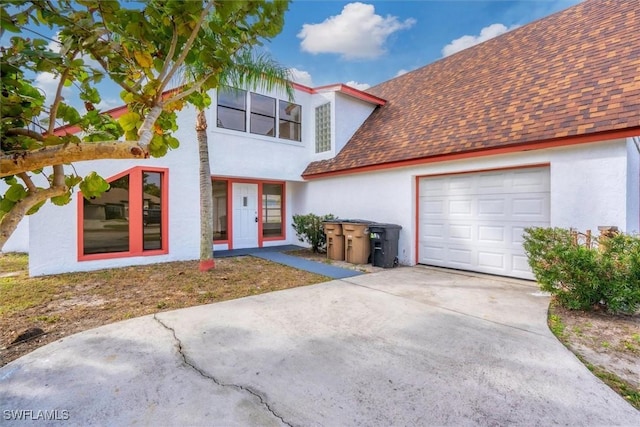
[449, 199, 473, 216]
[478, 173, 509, 194]
[478, 225, 505, 243]
[449, 224, 472, 241]
[449, 248, 473, 265]
[423, 199, 445, 214]
[478, 199, 507, 216]
[478, 251, 505, 269]
[423, 245, 446, 262]
[423, 223, 445, 238]
[512, 169, 549, 191]
[450, 176, 474, 191]
[422, 178, 447, 195]
[512, 196, 548, 218]
[512, 254, 533, 275]
[418, 167, 550, 279]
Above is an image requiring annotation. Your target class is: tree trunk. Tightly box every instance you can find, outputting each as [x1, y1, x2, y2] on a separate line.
[0, 186, 67, 252]
[196, 109, 215, 271]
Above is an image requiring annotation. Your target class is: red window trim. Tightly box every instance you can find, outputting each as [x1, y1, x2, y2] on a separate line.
[211, 177, 286, 249]
[77, 166, 169, 261]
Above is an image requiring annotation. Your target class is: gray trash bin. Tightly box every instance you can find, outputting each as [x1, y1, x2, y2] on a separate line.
[369, 223, 402, 268]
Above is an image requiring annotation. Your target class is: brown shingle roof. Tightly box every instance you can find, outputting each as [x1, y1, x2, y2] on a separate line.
[303, 0, 640, 177]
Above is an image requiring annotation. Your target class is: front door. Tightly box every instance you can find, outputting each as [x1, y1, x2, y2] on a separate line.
[232, 183, 259, 249]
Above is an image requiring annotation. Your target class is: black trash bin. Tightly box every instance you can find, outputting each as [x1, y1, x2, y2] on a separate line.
[369, 223, 402, 268]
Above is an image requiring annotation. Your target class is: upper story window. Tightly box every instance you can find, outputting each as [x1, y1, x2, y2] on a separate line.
[279, 101, 301, 142]
[250, 93, 276, 137]
[315, 102, 331, 153]
[216, 87, 302, 142]
[217, 88, 246, 132]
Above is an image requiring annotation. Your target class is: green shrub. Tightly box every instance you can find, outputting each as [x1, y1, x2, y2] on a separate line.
[523, 227, 640, 314]
[292, 213, 335, 253]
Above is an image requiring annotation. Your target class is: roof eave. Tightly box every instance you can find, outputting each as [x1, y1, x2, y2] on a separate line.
[302, 127, 640, 180]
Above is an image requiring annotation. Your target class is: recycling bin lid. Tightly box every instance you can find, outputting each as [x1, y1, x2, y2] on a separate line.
[340, 219, 376, 224]
[369, 223, 402, 230]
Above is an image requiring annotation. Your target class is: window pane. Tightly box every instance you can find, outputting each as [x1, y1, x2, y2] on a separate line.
[217, 106, 246, 131]
[143, 172, 162, 250]
[262, 184, 283, 238]
[279, 121, 301, 141]
[250, 113, 275, 136]
[218, 88, 246, 110]
[279, 101, 301, 122]
[251, 93, 276, 116]
[212, 180, 228, 240]
[315, 102, 331, 152]
[83, 175, 130, 254]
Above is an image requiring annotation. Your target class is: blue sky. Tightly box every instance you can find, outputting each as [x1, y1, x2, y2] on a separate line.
[266, 0, 583, 90]
[3, 0, 583, 111]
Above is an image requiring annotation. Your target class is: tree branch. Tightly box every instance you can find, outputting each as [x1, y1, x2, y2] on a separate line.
[47, 55, 76, 135]
[5, 128, 45, 141]
[163, 78, 207, 104]
[52, 164, 65, 187]
[158, 21, 179, 83]
[17, 173, 37, 192]
[1, 141, 148, 178]
[158, 0, 214, 95]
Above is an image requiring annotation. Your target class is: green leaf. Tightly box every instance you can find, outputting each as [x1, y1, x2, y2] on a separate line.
[51, 191, 72, 206]
[3, 176, 18, 185]
[165, 135, 180, 149]
[149, 134, 168, 157]
[80, 172, 110, 199]
[0, 197, 16, 214]
[134, 51, 153, 68]
[4, 184, 28, 202]
[43, 135, 63, 146]
[26, 199, 47, 215]
[118, 112, 141, 132]
[65, 174, 83, 187]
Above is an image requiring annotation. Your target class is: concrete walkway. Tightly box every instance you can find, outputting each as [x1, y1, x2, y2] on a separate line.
[1, 267, 638, 426]
[215, 245, 363, 279]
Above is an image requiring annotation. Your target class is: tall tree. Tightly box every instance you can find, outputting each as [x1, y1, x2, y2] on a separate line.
[0, 0, 289, 251]
[189, 51, 293, 271]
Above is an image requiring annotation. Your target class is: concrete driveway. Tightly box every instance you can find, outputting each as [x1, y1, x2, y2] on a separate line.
[1, 267, 638, 426]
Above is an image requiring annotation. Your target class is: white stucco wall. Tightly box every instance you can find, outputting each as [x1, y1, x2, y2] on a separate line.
[1, 216, 29, 253]
[206, 87, 314, 181]
[28, 137, 202, 276]
[26, 85, 334, 275]
[299, 139, 638, 266]
[333, 93, 378, 155]
[1, 174, 50, 254]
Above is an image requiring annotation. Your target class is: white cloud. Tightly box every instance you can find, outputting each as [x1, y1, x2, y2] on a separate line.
[96, 98, 122, 112]
[298, 2, 415, 60]
[442, 23, 519, 57]
[34, 72, 70, 109]
[395, 69, 409, 77]
[288, 68, 314, 87]
[345, 81, 371, 91]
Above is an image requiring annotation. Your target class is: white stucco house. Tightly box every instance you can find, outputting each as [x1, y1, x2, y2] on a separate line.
[6, 0, 640, 279]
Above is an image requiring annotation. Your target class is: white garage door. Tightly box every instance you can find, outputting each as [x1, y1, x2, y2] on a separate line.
[418, 167, 550, 279]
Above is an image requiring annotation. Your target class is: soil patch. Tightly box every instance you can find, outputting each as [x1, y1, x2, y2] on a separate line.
[549, 302, 640, 408]
[1, 254, 328, 367]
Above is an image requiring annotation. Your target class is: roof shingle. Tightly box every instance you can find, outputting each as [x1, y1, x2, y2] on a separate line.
[303, 0, 640, 177]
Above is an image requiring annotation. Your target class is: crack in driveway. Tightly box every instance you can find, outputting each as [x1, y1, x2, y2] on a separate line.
[153, 314, 293, 427]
